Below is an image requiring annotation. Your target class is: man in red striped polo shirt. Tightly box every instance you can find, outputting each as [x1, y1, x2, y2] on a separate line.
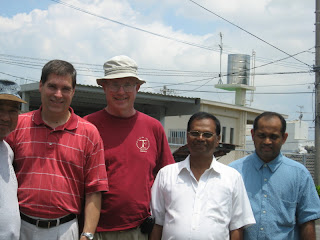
[6, 60, 109, 240]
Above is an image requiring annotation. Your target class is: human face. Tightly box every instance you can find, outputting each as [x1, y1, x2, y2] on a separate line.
[102, 77, 140, 117]
[0, 100, 19, 140]
[39, 73, 75, 117]
[252, 116, 288, 163]
[187, 118, 220, 158]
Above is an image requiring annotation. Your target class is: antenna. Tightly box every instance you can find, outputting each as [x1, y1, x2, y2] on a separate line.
[160, 85, 175, 95]
[218, 32, 223, 84]
[297, 105, 304, 122]
[249, 50, 256, 105]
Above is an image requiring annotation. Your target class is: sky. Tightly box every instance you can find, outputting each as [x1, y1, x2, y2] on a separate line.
[0, 0, 316, 138]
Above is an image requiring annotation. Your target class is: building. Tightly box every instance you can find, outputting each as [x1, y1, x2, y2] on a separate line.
[164, 99, 283, 164]
[246, 119, 314, 153]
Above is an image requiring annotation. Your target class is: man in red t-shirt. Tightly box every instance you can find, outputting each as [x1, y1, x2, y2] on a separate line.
[6, 60, 108, 240]
[84, 55, 174, 240]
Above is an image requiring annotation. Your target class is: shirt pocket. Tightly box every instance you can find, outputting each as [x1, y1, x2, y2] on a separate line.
[275, 199, 297, 227]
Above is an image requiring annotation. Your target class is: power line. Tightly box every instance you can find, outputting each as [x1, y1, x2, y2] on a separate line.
[48, 0, 312, 70]
[49, 0, 219, 52]
[188, 0, 312, 68]
[0, 53, 312, 78]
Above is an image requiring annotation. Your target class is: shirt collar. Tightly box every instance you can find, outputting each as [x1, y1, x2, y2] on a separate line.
[252, 151, 283, 172]
[178, 155, 222, 175]
[33, 106, 78, 130]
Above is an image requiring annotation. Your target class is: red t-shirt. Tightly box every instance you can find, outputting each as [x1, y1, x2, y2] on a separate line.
[6, 107, 109, 219]
[84, 110, 174, 231]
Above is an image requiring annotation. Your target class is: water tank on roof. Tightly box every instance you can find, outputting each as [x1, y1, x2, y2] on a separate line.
[227, 54, 250, 85]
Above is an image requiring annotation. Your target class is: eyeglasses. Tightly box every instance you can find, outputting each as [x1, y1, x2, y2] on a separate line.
[188, 130, 215, 139]
[106, 83, 137, 92]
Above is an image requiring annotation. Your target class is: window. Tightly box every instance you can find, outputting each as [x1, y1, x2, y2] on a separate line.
[168, 129, 186, 145]
[222, 127, 226, 143]
[230, 128, 234, 144]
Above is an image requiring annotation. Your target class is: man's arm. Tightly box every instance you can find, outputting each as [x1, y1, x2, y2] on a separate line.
[300, 220, 316, 240]
[230, 228, 243, 240]
[149, 224, 163, 240]
[80, 192, 102, 240]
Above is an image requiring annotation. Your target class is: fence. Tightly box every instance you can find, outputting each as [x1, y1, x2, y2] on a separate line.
[220, 150, 316, 181]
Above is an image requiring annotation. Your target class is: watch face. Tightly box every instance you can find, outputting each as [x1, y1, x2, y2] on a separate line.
[81, 232, 94, 240]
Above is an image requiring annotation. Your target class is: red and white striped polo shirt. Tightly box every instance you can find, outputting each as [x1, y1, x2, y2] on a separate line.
[6, 107, 108, 219]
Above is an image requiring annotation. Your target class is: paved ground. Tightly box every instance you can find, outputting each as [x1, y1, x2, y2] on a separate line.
[316, 220, 320, 239]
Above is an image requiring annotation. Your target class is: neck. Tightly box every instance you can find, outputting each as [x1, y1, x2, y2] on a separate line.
[41, 109, 71, 129]
[189, 155, 213, 181]
[105, 106, 136, 118]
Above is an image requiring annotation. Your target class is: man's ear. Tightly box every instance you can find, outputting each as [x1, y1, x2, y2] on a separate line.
[282, 132, 288, 144]
[39, 81, 43, 92]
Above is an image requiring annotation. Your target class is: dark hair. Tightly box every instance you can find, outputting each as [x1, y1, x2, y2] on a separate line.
[253, 111, 286, 135]
[187, 111, 221, 136]
[41, 60, 77, 88]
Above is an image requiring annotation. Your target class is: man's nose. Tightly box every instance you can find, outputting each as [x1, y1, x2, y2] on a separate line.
[117, 85, 126, 93]
[264, 137, 272, 144]
[54, 89, 63, 98]
[0, 110, 11, 121]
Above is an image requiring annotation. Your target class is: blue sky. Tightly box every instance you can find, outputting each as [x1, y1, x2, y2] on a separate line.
[0, 0, 316, 139]
[0, 0, 50, 17]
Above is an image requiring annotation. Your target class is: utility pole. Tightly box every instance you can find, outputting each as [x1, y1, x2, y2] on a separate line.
[314, 0, 320, 185]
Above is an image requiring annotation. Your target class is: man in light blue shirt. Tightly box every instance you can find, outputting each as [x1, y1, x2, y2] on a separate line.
[230, 111, 320, 240]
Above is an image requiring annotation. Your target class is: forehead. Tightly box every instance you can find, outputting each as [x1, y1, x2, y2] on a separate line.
[107, 77, 137, 84]
[46, 73, 73, 85]
[256, 116, 282, 132]
[0, 99, 20, 108]
[190, 118, 216, 132]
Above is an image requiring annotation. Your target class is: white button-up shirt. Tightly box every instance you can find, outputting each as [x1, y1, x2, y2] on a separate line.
[151, 156, 255, 240]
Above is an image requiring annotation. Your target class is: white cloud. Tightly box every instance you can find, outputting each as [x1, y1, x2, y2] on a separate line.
[0, 0, 315, 134]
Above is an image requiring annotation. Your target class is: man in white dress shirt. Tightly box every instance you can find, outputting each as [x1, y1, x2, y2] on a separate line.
[150, 112, 255, 240]
[0, 80, 26, 240]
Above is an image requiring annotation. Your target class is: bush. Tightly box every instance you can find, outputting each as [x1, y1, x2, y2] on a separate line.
[316, 185, 320, 198]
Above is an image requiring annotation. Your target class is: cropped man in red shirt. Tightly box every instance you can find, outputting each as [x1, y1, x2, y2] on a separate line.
[84, 55, 174, 240]
[6, 60, 108, 240]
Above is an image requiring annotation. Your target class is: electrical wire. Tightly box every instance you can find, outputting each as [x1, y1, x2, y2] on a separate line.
[188, 0, 312, 68]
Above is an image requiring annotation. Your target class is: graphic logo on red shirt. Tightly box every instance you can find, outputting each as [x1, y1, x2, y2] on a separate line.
[136, 137, 150, 152]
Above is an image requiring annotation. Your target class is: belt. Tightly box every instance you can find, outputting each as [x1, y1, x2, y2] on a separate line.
[20, 212, 77, 229]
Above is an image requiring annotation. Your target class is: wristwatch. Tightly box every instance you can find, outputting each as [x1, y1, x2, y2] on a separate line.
[81, 232, 94, 240]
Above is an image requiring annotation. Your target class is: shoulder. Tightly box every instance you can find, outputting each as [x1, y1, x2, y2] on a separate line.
[216, 161, 242, 178]
[229, 154, 252, 168]
[136, 112, 165, 135]
[77, 116, 100, 132]
[18, 111, 34, 122]
[137, 112, 161, 125]
[158, 161, 180, 174]
[84, 109, 104, 122]
[280, 155, 311, 174]
[74, 116, 102, 143]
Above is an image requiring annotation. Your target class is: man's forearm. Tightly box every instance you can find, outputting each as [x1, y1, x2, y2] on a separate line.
[80, 192, 102, 239]
[149, 224, 163, 240]
[300, 220, 316, 240]
[230, 228, 243, 240]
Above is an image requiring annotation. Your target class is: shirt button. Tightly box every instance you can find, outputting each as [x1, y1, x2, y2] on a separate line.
[49, 143, 52, 146]
[264, 195, 267, 198]
[264, 178, 267, 181]
[260, 228, 264, 231]
[263, 210, 266, 214]
[264, 164, 267, 168]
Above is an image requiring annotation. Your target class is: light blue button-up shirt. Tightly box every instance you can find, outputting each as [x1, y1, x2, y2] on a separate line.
[229, 152, 320, 240]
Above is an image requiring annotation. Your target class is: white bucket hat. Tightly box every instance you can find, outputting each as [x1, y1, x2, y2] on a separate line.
[97, 55, 146, 86]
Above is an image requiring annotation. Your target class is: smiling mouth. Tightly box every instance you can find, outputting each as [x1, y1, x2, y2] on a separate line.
[262, 147, 272, 151]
